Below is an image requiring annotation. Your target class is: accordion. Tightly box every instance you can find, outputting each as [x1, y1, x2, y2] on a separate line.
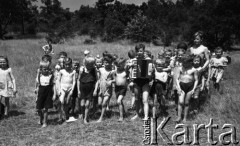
[131, 59, 153, 79]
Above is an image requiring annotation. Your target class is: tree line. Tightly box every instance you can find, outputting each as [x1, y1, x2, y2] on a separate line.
[1, 0, 240, 50]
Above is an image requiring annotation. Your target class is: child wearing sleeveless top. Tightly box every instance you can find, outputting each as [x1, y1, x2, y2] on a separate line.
[78, 57, 97, 124]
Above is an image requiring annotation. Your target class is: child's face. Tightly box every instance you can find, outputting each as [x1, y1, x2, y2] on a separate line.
[72, 63, 79, 70]
[138, 48, 144, 54]
[116, 63, 125, 70]
[165, 52, 172, 59]
[104, 61, 112, 69]
[96, 60, 102, 68]
[215, 50, 222, 57]
[155, 62, 165, 72]
[41, 66, 49, 75]
[177, 52, 184, 59]
[65, 63, 72, 70]
[194, 36, 202, 46]
[0, 58, 7, 69]
[59, 55, 66, 59]
[193, 58, 200, 66]
[44, 49, 51, 55]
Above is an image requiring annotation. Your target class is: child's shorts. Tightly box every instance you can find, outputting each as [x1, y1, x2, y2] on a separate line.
[150, 81, 167, 97]
[115, 85, 127, 98]
[36, 85, 53, 110]
[80, 82, 95, 99]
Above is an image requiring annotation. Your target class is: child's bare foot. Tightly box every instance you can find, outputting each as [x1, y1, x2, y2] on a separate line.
[84, 120, 89, 124]
[38, 120, 43, 125]
[131, 114, 140, 121]
[174, 117, 181, 123]
[96, 118, 103, 123]
[41, 123, 47, 128]
[118, 117, 124, 122]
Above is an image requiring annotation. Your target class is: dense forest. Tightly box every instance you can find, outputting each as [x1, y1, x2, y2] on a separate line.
[1, 0, 240, 50]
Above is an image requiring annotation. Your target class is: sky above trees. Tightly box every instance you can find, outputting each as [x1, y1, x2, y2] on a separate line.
[36, 0, 149, 11]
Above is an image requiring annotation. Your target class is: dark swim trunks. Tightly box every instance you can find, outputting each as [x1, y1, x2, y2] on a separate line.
[115, 85, 127, 98]
[179, 82, 194, 93]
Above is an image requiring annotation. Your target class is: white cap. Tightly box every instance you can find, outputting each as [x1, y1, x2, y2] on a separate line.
[84, 50, 90, 55]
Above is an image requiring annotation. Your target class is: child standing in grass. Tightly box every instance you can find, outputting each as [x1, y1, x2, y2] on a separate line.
[58, 57, 77, 123]
[126, 50, 136, 110]
[97, 54, 115, 122]
[0, 56, 17, 117]
[92, 55, 103, 112]
[35, 61, 54, 128]
[132, 44, 152, 121]
[151, 58, 168, 118]
[114, 58, 129, 121]
[42, 39, 54, 55]
[78, 57, 97, 124]
[209, 47, 228, 92]
[192, 55, 205, 113]
[175, 55, 198, 122]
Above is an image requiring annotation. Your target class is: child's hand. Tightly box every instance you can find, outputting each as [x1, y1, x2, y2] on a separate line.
[34, 88, 38, 94]
[189, 89, 195, 95]
[13, 90, 17, 96]
[106, 80, 112, 86]
[78, 91, 81, 98]
[52, 94, 56, 101]
[200, 86, 204, 91]
[177, 88, 183, 95]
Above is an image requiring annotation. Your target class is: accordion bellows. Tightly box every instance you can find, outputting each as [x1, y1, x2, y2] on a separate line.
[131, 58, 153, 79]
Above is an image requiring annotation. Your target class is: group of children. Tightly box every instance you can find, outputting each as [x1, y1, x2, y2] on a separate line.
[0, 32, 230, 127]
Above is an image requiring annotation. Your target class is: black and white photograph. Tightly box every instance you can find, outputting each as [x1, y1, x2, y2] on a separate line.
[0, 0, 239, 145]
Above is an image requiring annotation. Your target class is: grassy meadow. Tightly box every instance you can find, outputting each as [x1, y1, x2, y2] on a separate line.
[0, 37, 239, 146]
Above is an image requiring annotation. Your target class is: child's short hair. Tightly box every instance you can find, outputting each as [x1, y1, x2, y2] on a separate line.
[40, 60, 50, 68]
[155, 58, 166, 66]
[42, 55, 52, 62]
[115, 57, 126, 66]
[103, 54, 113, 63]
[73, 60, 80, 66]
[0, 56, 9, 68]
[85, 57, 95, 66]
[59, 51, 67, 58]
[182, 54, 193, 68]
[193, 55, 202, 64]
[64, 57, 72, 65]
[102, 51, 109, 57]
[177, 42, 188, 51]
[128, 50, 136, 59]
[135, 44, 145, 52]
[113, 54, 118, 61]
[194, 31, 203, 39]
[214, 46, 223, 54]
[144, 50, 152, 58]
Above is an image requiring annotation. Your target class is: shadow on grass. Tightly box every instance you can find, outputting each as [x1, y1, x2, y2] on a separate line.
[8, 110, 25, 117]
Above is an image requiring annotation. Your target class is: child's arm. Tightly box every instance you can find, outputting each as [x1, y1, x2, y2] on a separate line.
[175, 67, 182, 93]
[77, 67, 83, 97]
[191, 70, 199, 94]
[35, 69, 40, 94]
[201, 75, 205, 91]
[8, 68, 17, 95]
[70, 71, 76, 95]
[202, 48, 210, 70]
